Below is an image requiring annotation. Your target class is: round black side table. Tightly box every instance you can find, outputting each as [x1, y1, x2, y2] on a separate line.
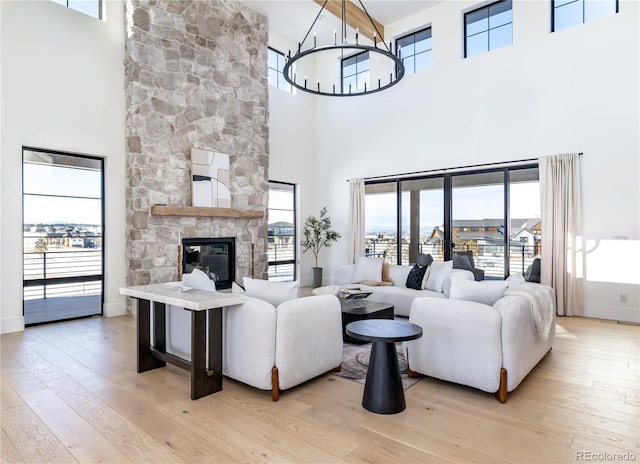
[345, 319, 423, 414]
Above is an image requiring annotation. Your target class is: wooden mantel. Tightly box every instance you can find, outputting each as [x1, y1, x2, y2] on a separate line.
[151, 205, 264, 219]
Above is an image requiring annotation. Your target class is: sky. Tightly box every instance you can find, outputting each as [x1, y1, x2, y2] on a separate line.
[365, 182, 541, 232]
[23, 162, 102, 225]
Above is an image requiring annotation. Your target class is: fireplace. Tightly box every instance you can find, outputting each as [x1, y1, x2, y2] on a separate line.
[182, 237, 235, 290]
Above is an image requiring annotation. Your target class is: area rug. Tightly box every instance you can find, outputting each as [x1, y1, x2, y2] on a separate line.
[334, 342, 422, 391]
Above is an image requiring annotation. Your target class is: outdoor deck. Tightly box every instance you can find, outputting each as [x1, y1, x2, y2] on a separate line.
[24, 295, 102, 325]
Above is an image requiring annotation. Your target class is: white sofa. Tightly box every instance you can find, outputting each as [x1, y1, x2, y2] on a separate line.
[334, 261, 475, 316]
[405, 282, 556, 402]
[166, 290, 343, 401]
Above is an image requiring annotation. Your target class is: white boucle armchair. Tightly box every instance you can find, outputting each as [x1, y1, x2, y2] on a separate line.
[166, 294, 343, 401]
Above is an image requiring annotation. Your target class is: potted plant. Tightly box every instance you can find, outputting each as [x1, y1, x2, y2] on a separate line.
[301, 207, 340, 288]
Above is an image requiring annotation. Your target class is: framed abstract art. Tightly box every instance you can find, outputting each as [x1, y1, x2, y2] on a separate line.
[191, 148, 231, 208]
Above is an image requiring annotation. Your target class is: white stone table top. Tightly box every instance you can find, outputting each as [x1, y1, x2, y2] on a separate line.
[119, 283, 245, 311]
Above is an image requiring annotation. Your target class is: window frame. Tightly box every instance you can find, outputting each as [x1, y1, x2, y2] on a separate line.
[341, 50, 370, 94]
[363, 163, 540, 280]
[267, 181, 297, 282]
[22, 146, 105, 323]
[464, 0, 513, 58]
[52, 0, 103, 20]
[267, 47, 292, 93]
[551, 0, 619, 32]
[396, 27, 433, 76]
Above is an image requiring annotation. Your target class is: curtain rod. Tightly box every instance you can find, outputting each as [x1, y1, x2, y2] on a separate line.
[347, 153, 583, 182]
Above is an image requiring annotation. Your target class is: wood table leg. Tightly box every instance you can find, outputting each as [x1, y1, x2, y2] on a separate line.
[137, 298, 166, 373]
[190, 309, 222, 400]
[362, 341, 406, 414]
[208, 308, 223, 391]
[153, 302, 166, 352]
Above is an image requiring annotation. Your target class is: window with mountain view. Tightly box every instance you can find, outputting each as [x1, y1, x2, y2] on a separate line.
[363, 164, 540, 280]
[22, 148, 104, 325]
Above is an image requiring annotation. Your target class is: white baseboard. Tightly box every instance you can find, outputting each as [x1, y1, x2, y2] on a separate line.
[103, 301, 127, 317]
[582, 304, 640, 324]
[1, 316, 25, 334]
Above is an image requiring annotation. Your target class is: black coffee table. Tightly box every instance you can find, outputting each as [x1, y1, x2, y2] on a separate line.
[339, 299, 394, 344]
[345, 319, 423, 414]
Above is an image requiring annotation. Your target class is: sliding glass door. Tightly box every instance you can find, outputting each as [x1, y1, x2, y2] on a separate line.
[401, 178, 444, 264]
[508, 168, 541, 276]
[364, 182, 398, 262]
[22, 148, 104, 325]
[451, 171, 505, 278]
[363, 164, 540, 280]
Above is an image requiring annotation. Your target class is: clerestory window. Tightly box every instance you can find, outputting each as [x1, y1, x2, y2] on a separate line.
[464, 0, 513, 58]
[396, 28, 433, 76]
[342, 51, 370, 94]
[268, 47, 292, 93]
[552, 0, 619, 32]
[51, 0, 102, 20]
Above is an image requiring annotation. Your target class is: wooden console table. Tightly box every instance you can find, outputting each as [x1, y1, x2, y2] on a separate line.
[119, 283, 244, 400]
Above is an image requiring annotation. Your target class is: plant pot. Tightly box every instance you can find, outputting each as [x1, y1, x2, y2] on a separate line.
[311, 267, 323, 288]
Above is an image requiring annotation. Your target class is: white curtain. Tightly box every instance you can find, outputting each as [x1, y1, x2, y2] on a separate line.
[348, 178, 365, 263]
[539, 153, 583, 316]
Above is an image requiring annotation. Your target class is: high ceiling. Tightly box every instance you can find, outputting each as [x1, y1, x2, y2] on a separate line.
[240, 1, 442, 44]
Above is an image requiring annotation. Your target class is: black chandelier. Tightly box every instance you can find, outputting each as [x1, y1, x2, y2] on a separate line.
[282, 0, 405, 97]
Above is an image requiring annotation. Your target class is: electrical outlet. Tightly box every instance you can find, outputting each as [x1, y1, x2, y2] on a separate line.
[619, 293, 628, 304]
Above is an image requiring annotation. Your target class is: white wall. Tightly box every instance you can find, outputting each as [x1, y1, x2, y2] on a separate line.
[0, 1, 126, 333]
[267, 31, 319, 284]
[269, 1, 639, 321]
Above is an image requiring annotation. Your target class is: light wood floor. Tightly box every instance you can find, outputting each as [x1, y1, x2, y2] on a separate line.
[1, 315, 638, 463]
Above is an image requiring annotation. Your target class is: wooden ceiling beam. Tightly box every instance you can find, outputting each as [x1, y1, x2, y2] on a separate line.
[313, 0, 385, 42]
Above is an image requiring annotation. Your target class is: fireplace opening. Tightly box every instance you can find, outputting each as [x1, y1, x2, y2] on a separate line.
[182, 237, 235, 290]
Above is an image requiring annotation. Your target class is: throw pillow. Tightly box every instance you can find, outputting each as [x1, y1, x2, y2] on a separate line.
[381, 261, 394, 284]
[352, 256, 384, 283]
[182, 268, 217, 292]
[417, 253, 434, 267]
[448, 277, 508, 306]
[452, 253, 473, 271]
[388, 264, 412, 286]
[442, 269, 474, 297]
[231, 282, 245, 294]
[405, 264, 428, 290]
[242, 277, 299, 307]
[425, 260, 453, 292]
[421, 264, 432, 290]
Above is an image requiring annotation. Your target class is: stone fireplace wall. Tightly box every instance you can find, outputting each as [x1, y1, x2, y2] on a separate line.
[124, 0, 269, 302]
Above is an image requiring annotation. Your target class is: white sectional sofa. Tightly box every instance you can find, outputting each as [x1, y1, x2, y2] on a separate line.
[334, 257, 556, 402]
[406, 283, 556, 402]
[334, 258, 475, 316]
[166, 267, 555, 404]
[166, 273, 343, 400]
